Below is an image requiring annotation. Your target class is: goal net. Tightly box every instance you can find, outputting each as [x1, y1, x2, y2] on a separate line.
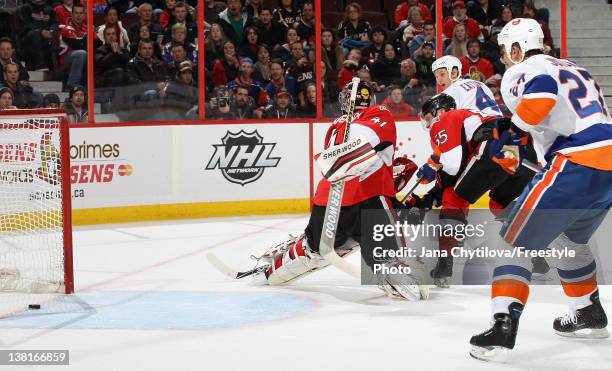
[0, 109, 73, 315]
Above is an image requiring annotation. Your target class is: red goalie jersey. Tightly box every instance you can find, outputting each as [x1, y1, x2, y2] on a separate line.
[429, 109, 497, 178]
[313, 105, 396, 207]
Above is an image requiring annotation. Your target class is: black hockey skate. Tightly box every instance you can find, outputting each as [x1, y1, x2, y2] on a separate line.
[553, 290, 609, 339]
[430, 256, 453, 288]
[470, 302, 523, 363]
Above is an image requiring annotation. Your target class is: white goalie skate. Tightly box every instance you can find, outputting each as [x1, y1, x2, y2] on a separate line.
[377, 260, 430, 301]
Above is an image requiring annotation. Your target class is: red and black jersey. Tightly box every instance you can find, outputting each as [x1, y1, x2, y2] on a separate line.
[459, 56, 494, 82]
[314, 105, 396, 207]
[429, 109, 497, 178]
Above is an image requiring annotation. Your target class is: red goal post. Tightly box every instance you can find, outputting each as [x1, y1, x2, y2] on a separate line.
[0, 109, 73, 295]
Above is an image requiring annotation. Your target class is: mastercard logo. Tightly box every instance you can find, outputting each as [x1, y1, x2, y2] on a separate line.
[117, 164, 133, 176]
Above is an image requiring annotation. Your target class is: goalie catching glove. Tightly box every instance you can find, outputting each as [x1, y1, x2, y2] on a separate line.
[316, 135, 380, 183]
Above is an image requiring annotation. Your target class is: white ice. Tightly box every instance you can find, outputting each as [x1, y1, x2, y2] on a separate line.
[0, 214, 610, 371]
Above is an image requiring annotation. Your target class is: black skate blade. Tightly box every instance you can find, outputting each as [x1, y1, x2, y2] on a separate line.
[555, 327, 610, 339]
[469, 345, 509, 363]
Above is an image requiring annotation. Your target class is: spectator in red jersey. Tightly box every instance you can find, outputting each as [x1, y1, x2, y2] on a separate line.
[296, 2, 315, 47]
[395, 0, 432, 29]
[96, 6, 131, 51]
[336, 48, 361, 89]
[322, 28, 344, 76]
[337, 2, 372, 51]
[256, 7, 287, 53]
[63, 85, 87, 123]
[273, 0, 301, 28]
[401, 6, 425, 47]
[522, 1, 554, 49]
[443, 1, 481, 40]
[95, 26, 129, 87]
[159, 0, 176, 29]
[0, 38, 30, 84]
[127, 3, 164, 49]
[444, 23, 468, 57]
[216, 0, 253, 47]
[491, 4, 514, 29]
[0, 87, 16, 110]
[211, 40, 240, 86]
[371, 43, 401, 90]
[240, 26, 261, 61]
[17, 0, 58, 70]
[361, 26, 386, 66]
[54, 0, 73, 26]
[460, 39, 493, 81]
[383, 85, 415, 116]
[467, 0, 498, 28]
[59, 3, 89, 90]
[162, 2, 197, 44]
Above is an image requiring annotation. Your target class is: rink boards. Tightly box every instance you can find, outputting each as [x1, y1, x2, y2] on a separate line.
[68, 121, 434, 225]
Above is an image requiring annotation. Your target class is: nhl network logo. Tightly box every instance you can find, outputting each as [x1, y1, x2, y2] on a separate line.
[206, 130, 281, 186]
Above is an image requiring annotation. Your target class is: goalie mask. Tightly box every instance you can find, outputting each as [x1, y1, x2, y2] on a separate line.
[420, 93, 456, 129]
[339, 81, 374, 114]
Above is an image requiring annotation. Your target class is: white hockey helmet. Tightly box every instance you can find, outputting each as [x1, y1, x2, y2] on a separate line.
[498, 18, 544, 63]
[431, 56, 462, 81]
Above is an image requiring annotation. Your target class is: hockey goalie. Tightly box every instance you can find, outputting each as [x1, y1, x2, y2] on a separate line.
[210, 81, 428, 301]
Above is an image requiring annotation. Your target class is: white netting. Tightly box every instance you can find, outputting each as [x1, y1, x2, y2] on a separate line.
[0, 115, 68, 296]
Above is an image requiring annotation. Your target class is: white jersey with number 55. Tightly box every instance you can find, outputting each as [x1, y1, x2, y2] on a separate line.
[443, 78, 502, 117]
[501, 54, 612, 170]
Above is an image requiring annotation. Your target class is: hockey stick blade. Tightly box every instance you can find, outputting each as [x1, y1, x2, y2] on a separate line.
[206, 252, 263, 279]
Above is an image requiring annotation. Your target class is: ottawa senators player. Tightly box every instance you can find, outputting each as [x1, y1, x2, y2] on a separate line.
[411, 93, 536, 287]
[248, 81, 428, 301]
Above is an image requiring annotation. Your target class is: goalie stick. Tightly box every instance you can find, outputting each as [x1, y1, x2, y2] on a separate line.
[317, 77, 362, 279]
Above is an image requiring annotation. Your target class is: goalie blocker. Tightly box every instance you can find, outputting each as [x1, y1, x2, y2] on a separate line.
[251, 82, 428, 300]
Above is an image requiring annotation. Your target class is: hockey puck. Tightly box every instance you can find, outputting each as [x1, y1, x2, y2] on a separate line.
[28, 304, 41, 310]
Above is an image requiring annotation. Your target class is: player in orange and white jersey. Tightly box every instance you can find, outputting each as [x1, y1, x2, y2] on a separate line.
[470, 18, 612, 363]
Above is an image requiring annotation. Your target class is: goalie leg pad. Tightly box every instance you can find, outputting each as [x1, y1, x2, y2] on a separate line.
[265, 236, 329, 285]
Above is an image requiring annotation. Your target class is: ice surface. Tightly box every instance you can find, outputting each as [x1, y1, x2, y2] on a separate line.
[0, 215, 610, 370]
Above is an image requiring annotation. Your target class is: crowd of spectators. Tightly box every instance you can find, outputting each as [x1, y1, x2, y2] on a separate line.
[0, 0, 556, 122]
